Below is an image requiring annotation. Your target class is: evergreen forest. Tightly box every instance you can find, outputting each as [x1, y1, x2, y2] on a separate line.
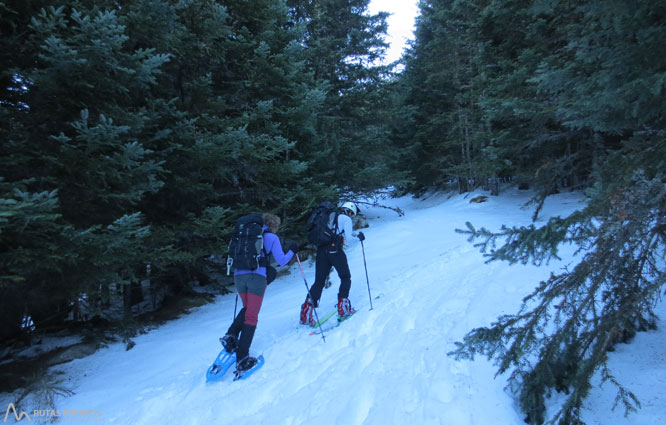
[1, 1, 665, 424]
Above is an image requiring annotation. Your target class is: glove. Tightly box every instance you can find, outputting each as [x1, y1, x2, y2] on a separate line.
[357, 232, 365, 241]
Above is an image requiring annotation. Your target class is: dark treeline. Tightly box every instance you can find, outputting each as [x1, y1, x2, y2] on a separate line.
[395, 0, 665, 210]
[1, 0, 395, 340]
[2, 0, 665, 422]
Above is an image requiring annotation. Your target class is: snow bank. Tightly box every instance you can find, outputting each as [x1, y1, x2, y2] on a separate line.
[1, 189, 663, 425]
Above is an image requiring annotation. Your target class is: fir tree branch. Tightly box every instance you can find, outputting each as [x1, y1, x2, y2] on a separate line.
[451, 173, 666, 424]
[352, 199, 404, 216]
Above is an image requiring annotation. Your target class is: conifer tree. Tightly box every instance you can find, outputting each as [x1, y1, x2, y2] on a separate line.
[0, 182, 70, 339]
[448, 1, 666, 423]
[0, 0, 401, 340]
[287, 0, 394, 192]
[1, 3, 169, 331]
[117, 0, 331, 281]
[394, 0, 597, 197]
[396, 0, 480, 192]
[468, 0, 597, 214]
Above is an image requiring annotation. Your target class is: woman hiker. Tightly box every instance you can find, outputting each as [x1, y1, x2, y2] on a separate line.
[221, 213, 298, 375]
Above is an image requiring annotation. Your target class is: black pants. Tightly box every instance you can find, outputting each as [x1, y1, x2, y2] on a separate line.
[227, 307, 245, 337]
[226, 308, 257, 361]
[309, 245, 351, 306]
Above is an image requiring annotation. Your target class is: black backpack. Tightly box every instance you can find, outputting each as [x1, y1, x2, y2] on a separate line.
[228, 214, 268, 271]
[306, 201, 339, 246]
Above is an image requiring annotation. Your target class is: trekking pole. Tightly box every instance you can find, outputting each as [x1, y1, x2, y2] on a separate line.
[296, 253, 326, 342]
[358, 232, 373, 310]
[228, 253, 238, 320]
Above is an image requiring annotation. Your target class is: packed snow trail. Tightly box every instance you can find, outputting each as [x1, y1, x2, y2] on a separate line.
[2, 189, 664, 425]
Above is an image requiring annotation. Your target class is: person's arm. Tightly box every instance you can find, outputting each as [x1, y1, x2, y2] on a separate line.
[264, 232, 294, 266]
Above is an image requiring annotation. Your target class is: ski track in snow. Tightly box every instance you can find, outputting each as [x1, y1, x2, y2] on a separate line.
[2, 189, 664, 425]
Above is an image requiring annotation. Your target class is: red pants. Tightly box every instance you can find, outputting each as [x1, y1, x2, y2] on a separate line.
[234, 273, 267, 326]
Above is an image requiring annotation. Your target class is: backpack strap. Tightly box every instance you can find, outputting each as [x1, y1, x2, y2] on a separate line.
[330, 210, 344, 248]
[261, 230, 271, 258]
[257, 229, 270, 267]
[333, 210, 340, 235]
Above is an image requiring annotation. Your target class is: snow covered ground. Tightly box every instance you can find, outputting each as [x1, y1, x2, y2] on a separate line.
[2, 189, 664, 425]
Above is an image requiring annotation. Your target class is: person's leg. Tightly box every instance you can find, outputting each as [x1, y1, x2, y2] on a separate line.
[300, 246, 332, 325]
[221, 276, 251, 352]
[330, 250, 354, 317]
[227, 307, 246, 337]
[309, 246, 332, 305]
[331, 250, 351, 299]
[236, 274, 267, 362]
[221, 306, 246, 353]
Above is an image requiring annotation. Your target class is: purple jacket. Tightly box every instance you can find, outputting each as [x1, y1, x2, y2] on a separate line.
[234, 226, 294, 277]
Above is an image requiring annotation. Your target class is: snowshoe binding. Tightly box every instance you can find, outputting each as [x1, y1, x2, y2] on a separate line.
[220, 334, 238, 353]
[233, 355, 265, 381]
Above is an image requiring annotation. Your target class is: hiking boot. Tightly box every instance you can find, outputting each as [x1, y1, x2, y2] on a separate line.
[236, 355, 258, 373]
[300, 297, 315, 326]
[220, 334, 238, 353]
[337, 298, 355, 319]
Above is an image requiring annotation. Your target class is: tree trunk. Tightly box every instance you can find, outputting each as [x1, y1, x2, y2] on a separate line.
[490, 177, 500, 196]
[123, 283, 132, 319]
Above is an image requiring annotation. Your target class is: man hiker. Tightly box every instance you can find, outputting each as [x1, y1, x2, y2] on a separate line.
[222, 213, 298, 374]
[300, 202, 360, 325]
